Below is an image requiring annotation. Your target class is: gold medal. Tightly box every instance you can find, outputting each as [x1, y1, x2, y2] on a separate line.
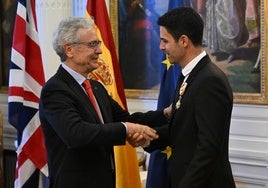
[176, 82, 188, 109]
[176, 96, 181, 109]
[179, 82, 187, 96]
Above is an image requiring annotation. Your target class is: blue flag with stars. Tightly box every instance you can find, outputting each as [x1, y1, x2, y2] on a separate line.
[146, 1, 184, 187]
[157, 56, 181, 110]
[146, 57, 181, 188]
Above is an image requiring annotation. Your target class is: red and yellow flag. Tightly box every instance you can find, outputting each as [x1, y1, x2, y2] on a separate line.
[86, 1, 142, 188]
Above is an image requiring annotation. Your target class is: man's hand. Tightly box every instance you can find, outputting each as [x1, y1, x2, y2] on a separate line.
[125, 122, 158, 147]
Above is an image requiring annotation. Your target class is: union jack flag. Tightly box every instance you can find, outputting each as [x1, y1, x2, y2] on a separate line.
[8, 0, 48, 187]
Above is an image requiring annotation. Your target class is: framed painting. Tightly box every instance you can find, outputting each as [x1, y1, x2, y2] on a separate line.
[111, 0, 268, 104]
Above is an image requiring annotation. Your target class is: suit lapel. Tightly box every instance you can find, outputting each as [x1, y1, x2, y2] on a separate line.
[57, 66, 101, 123]
[184, 55, 210, 85]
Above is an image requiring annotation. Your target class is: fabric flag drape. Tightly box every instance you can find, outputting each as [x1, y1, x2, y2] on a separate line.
[86, 1, 142, 188]
[8, 0, 48, 187]
[146, 55, 181, 188]
[146, 2, 183, 187]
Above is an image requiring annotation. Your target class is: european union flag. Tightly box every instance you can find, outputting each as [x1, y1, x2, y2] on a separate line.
[146, 1, 184, 187]
[146, 56, 181, 188]
[157, 56, 181, 110]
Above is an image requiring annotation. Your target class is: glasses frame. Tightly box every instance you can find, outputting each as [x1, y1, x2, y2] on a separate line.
[72, 40, 102, 50]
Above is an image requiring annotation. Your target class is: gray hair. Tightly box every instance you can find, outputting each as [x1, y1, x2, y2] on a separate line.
[52, 17, 95, 62]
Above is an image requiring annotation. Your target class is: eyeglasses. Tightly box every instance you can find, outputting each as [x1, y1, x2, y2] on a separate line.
[72, 40, 102, 49]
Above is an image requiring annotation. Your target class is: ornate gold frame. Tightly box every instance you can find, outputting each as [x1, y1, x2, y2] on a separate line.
[110, 0, 268, 104]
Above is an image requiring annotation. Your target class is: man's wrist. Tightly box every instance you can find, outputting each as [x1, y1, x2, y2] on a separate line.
[121, 122, 128, 135]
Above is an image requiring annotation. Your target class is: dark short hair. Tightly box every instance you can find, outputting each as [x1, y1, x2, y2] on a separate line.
[157, 7, 204, 46]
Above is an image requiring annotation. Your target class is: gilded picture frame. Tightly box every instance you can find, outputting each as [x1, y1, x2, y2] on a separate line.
[110, 0, 267, 104]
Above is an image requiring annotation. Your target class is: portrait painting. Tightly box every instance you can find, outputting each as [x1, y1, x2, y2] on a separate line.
[118, 0, 168, 90]
[111, 0, 267, 104]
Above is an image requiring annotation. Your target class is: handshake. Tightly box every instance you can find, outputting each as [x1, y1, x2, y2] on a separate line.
[124, 122, 158, 148]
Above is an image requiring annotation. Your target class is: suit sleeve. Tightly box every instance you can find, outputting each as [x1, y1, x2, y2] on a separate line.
[128, 110, 168, 127]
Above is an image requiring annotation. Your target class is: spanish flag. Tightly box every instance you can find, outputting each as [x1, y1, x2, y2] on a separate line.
[86, 1, 142, 188]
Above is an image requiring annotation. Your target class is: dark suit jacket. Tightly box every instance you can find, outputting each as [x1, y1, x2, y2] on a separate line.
[39, 66, 166, 188]
[149, 55, 236, 188]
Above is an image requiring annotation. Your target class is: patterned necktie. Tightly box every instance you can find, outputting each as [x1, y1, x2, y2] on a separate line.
[82, 79, 103, 122]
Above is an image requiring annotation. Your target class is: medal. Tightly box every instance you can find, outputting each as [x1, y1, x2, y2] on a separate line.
[176, 96, 182, 109]
[179, 82, 187, 96]
[176, 82, 188, 109]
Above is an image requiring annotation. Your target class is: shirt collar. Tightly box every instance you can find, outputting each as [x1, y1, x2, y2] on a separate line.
[61, 63, 86, 85]
[182, 50, 206, 77]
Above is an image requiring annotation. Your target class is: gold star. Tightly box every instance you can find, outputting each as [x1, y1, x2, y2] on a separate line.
[161, 146, 172, 159]
[162, 57, 172, 70]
